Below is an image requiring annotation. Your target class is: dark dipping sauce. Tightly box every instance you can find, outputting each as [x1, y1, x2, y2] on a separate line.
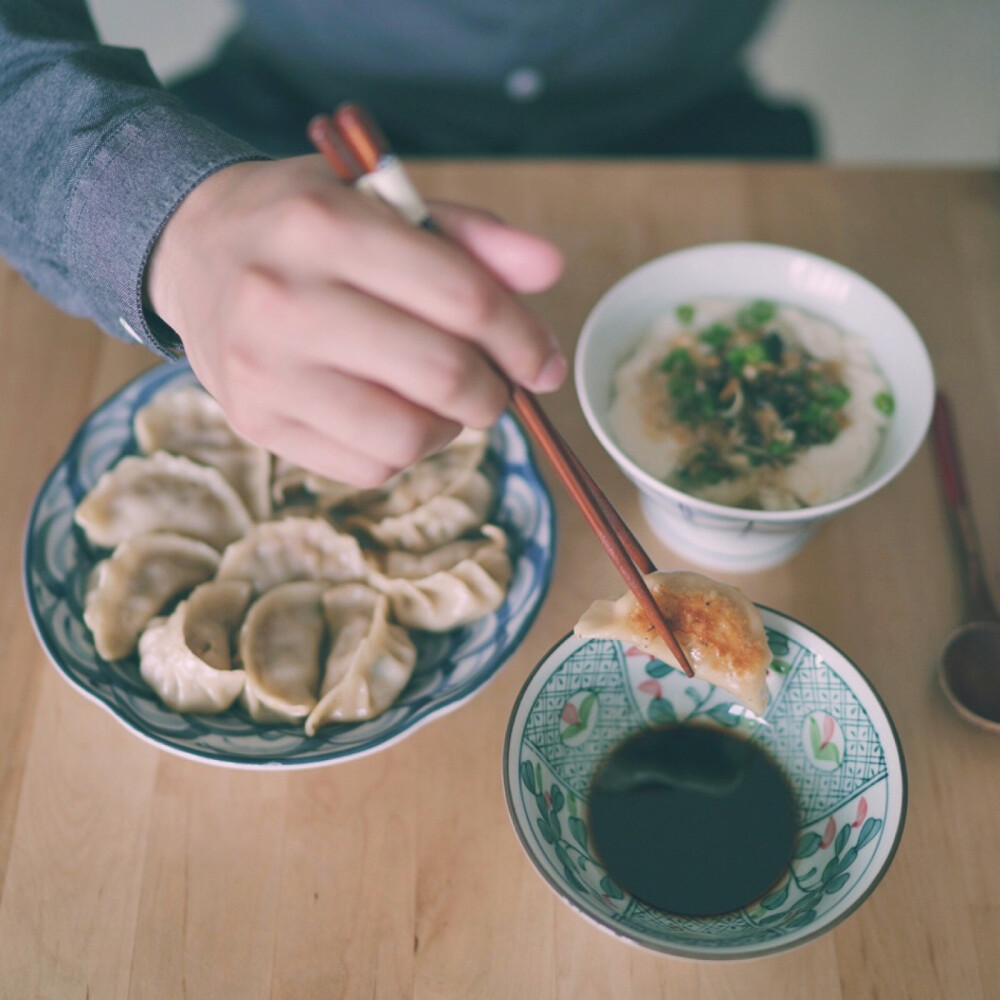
[587, 724, 798, 917]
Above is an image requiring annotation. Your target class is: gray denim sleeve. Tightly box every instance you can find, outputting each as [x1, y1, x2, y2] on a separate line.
[0, 0, 269, 358]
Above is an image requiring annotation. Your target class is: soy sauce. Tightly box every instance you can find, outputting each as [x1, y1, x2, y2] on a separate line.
[587, 725, 798, 917]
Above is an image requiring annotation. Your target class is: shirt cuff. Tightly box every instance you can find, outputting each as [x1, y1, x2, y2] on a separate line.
[65, 99, 269, 359]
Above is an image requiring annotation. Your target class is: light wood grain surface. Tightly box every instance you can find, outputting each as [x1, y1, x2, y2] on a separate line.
[1, 163, 998, 999]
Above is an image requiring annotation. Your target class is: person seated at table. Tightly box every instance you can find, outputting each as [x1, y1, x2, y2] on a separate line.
[0, 0, 816, 487]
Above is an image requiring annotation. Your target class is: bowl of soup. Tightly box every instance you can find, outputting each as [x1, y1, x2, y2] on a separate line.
[502, 600, 907, 960]
[574, 243, 934, 570]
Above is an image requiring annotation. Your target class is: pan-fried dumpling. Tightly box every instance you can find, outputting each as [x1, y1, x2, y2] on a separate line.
[133, 387, 272, 520]
[238, 581, 326, 723]
[216, 517, 366, 593]
[304, 583, 418, 734]
[367, 525, 511, 631]
[84, 532, 220, 659]
[344, 467, 493, 553]
[74, 451, 253, 549]
[574, 570, 772, 715]
[181, 578, 254, 672]
[138, 582, 251, 713]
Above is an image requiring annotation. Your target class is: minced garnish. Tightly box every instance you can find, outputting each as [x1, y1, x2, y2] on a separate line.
[654, 300, 857, 491]
[874, 391, 895, 416]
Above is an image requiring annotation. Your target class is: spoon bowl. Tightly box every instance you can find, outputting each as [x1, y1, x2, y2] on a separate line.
[930, 393, 1000, 731]
[938, 621, 1000, 731]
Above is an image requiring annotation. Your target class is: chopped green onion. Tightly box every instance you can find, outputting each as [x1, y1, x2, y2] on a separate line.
[874, 391, 895, 415]
[821, 383, 851, 408]
[725, 346, 747, 372]
[668, 372, 696, 399]
[737, 299, 777, 327]
[676, 303, 695, 324]
[660, 347, 695, 375]
[698, 323, 732, 350]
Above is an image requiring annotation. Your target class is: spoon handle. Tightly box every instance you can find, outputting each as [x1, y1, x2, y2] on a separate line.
[930, 392, 1000, 622]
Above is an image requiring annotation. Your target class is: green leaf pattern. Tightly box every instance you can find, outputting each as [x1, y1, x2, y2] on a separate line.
[517, 628, 890, 944]
[808, 715, 842, 767]
[518, 760, 630, 908]
[756, 810, 884, 932]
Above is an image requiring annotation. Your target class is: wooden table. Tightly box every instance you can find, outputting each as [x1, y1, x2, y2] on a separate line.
[1, 163, 998, 999]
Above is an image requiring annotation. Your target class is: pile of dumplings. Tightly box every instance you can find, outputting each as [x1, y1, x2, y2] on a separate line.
[74, 386, 512, 735]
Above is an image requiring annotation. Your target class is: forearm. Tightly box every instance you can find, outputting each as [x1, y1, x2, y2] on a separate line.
[0, 0, 266, 355]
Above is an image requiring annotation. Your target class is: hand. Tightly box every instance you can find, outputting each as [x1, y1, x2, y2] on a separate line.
[146, 156, 565, 486]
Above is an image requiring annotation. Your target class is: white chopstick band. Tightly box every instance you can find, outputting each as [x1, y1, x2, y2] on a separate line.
[355, 157, 431, 226]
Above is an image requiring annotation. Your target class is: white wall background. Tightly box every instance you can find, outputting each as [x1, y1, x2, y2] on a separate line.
[88, 0, 1000, 164]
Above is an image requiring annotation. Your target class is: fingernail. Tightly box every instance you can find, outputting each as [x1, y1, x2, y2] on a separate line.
[531, 352, 568, 392]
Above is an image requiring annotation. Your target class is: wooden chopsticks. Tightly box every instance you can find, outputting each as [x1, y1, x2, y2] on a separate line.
[307, 104, 694, 678]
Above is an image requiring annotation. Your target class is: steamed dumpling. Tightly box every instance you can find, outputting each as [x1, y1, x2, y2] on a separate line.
[367, 525, 511, 631]
[344, 467, 493, 553]
[133, 386, 272, 520]
[351, 427, 489, 519]
[305, 583, 418, 734]
[238, 581, 326, 723]
[270, 459, 374, 511]
[574, 570, 772, 715]
[270, 427, 488, 516]
[84, 532, 220, 659]
[74, 451, 253, 549]
[181, 578, 254, 672]
[216, 517, 366, 593]
[138, 583, 251, 713]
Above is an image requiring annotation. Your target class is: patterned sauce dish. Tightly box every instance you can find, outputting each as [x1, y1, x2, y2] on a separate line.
[575, 242, 934, 571]
[24, 362, 555, 768]
[503, 608, 906, 959]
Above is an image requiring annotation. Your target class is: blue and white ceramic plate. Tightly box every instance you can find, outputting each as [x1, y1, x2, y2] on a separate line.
[504, 609, 906, 959]
[24, 362, 556, 768]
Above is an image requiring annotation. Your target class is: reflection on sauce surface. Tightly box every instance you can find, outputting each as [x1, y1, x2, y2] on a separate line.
[588, 724, 798, 917]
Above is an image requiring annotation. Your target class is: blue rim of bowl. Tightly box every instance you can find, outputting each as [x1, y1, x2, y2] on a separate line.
[501, 605, 908, 959]
[574, 241, 936, 525]
[23, 361, 557, 768]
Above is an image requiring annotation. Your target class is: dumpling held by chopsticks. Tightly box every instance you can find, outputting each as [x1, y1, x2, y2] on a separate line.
[574, 570, 772, 715]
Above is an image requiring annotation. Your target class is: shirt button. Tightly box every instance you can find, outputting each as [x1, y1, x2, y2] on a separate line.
[504, 66, 545, 103]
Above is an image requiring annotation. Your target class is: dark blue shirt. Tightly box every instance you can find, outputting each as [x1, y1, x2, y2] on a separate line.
[0, 0, 772, 354]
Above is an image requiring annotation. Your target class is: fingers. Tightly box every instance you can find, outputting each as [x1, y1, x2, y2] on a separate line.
[262, 421, 427, 489]
[251, 171, 567, 393]
[222, 359, 462, 485]
[150, 157, 570, 486]
[427, 201, 565, 294]
[246, 276, 512, 429]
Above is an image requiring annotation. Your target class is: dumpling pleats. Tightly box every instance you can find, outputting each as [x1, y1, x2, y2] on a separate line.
[305, 583, 417, 734]
[84, 532, 220, 660]
[139, 594, 247, 714]
[238, 581, 326, 723]
[367, 525, 511, 631]
[134, 386, 272, 521]
[217, 517, 366, 593]
[344, 468, 493, 553]
[74, 451, 253, 549]
[181, 578, 253, 672]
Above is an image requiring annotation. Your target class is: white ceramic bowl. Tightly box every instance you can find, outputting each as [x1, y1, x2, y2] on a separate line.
[575, 243, 935, 571]
[503, 608, 907, 959]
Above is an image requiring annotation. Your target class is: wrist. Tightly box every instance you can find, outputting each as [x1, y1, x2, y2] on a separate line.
[145, 161, 250, 338]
